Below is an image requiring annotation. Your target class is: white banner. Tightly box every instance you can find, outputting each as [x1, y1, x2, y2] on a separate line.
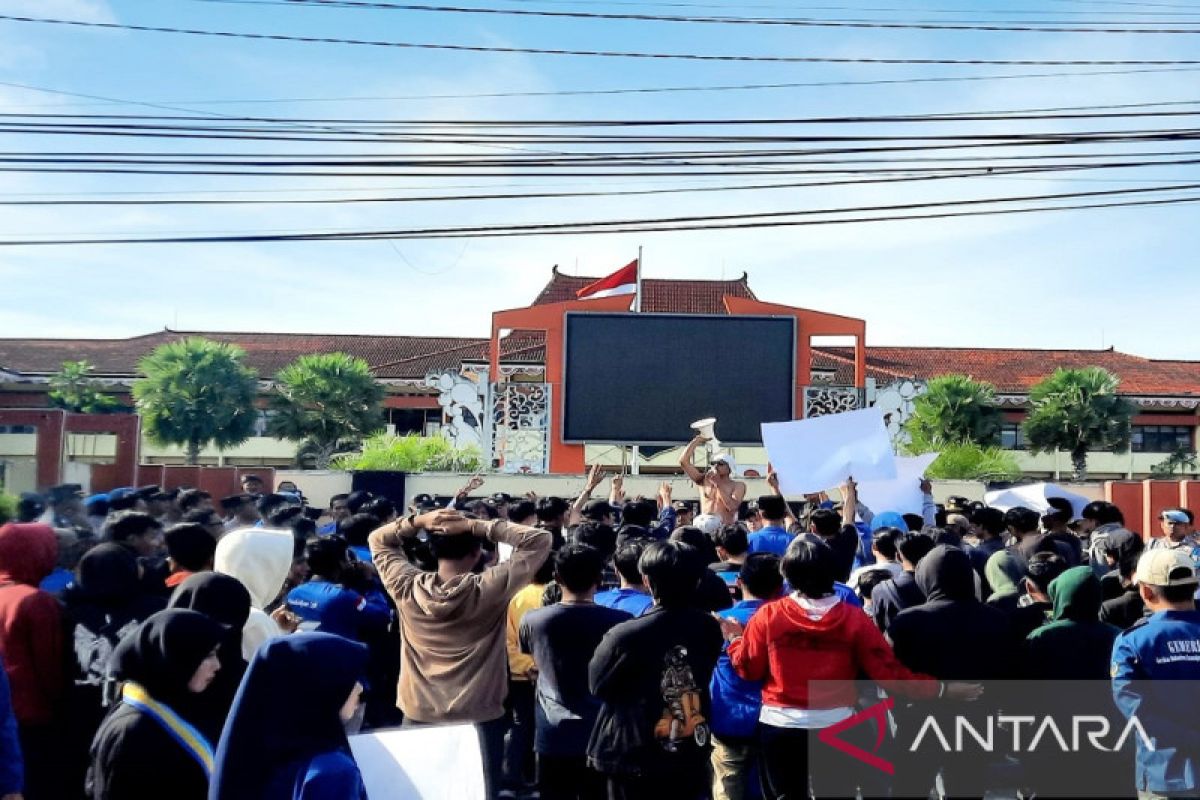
[350, 724, 485, 800]
[983, 483, 1093, 519]
[761, 407, 898, 496]
[854, 453, 939, 518]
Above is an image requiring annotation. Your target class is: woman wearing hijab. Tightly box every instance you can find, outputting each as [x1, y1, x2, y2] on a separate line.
[168, 573, 252, 742]
[983, 549, 1026, 612]
[63, 544, 166, 794]
[88, 609, 225, 800]
[211, 633, 368, 800]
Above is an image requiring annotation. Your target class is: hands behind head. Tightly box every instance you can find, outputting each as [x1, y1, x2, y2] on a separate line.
[415, 509, 476, 536]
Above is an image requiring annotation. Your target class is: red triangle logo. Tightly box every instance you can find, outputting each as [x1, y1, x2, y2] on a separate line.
[816, 698, 895, 775]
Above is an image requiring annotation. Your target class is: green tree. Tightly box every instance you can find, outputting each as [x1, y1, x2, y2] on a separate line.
[48, 360, 118, 413]
[903, 375, 1002, 449]
[1022, 366, 1135, 481]
[918, 442, 1022, 482]
[268, 353, 385, 469]
[132, 338, 259, 464]
[332, 433, 482, 473]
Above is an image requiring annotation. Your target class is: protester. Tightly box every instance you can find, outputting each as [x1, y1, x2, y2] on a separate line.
[1111, 549, 1200, 798]
[286, 536, 390, 641]
[220, 495, 259, 531]
[214, 527, 297, 659]
[679, 437, 746, 526]
[806, 507, 860, 583]
[1081, 501, 1126, 577]
[708, 553, 784, 800]
[519, 545, 631, 800]
[745, 496, 792, 557]
[163, 522, 217, 589]
[103, 511, 169, 595]
[0, 522, 64, 800]
[887, 544, 1013, 799]
[1024, 566, 1119, 679]
[720, 540, 979, 800]
[968, 506, 1007, 594]
[240, 474, 265, 496]
[709, 525, 750, 598]
[668, 527, 734, 613]
[595, 541, 655, 617]
[369, 508, 551, 797]
[984, 549, 1027, 611]
[318, 494, 351, 536]
[846, 527, 903, 600]
[211, 633, 369, 800]
[503, 551, 555, 797]
[871, 531, 936, 632]
[87, 609, 224, 800]
[177, 490, 213, 516]
[63, 543, 166, 787]
[1099, 527, 1144, 602]
[167, 572, 253, 742]
[587, 540, 724, 800]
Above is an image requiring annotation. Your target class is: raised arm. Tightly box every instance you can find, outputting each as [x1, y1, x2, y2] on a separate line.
[679, 435, 707, 485]
[569, 464, 605, 526]
[841, 477, 859, 527]
[766, 469, 799, 530]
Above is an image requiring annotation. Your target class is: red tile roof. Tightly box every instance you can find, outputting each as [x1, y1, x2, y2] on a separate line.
[820, 346, 1200, 396]
[533, 265, 757, 314]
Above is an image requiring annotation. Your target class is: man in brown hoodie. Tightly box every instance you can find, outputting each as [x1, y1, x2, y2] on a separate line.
[370, 508, 551, 798]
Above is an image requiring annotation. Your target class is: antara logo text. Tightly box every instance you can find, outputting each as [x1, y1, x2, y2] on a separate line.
[818, 699, 1154, 776]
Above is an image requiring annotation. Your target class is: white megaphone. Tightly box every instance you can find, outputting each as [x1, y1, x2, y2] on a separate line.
[691, 417, 720, 452]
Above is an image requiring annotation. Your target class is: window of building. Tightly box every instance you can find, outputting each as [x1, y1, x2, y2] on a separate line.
[1131, 425, 1194, 453]
[0, 425, 36, 434]
[1000, 423, 1026, 451]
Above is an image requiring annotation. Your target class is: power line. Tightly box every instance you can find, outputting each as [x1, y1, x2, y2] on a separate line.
[6, 14, 1200, 65]
[8, 69, 1200, 108]
[185, 0, 1200, 33]
[2, 183, 1198, 245]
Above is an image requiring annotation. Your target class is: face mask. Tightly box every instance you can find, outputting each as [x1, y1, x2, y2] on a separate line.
[343, 701, 366, 735]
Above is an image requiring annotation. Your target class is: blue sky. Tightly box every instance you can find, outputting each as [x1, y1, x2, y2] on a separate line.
[0, 0, 1197, 359]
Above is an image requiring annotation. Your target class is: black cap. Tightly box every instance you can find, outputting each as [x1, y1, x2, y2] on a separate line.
[150, 487, 179, 502]
[412, 493, 434, 506]
[47, 484, 84, 504]
[17, 492, 45, 519]
[491, 492, 513, 504]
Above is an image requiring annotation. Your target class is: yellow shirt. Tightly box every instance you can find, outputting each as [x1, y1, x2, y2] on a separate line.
[506, 582, 544, 680]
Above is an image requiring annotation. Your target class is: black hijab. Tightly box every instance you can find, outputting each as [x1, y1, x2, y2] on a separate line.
[211, 632, 368, 800]
[109, 609, 226, 712]
[169, 572, 253, 740]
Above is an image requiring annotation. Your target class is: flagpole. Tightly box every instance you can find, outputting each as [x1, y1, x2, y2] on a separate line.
[631, 246, 643, 476]
[634, 246, 643, 313]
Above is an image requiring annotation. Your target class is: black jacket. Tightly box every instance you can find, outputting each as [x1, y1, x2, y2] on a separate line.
[870, 570, 923, 632]
[588, 606, 722, 785]
[1100, 585, 1147, 630]
[88, 702, 209, 800]
[888, 546, 1015, 680]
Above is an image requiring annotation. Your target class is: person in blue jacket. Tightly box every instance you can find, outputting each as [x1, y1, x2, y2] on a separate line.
[1111, 548, 1200, 799]
[709, 553, 784, 800]
[0, 652, 22, 800]
[211, 633, 369, 800]
[286, 536, 391, 641]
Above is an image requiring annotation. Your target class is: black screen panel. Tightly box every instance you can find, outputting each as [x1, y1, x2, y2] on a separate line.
[563, 313, 795, 445]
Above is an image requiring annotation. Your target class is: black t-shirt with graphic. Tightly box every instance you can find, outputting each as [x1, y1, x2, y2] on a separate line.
[587, 606, 723, 785]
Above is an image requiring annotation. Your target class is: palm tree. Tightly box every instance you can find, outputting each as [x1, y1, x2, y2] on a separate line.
[48, 360, 118, 413]
[268, 353, 385, 469]
[903, 374, 1002, 449]
[1022, 367, 1134, 481]
[132, 338, 259, 464]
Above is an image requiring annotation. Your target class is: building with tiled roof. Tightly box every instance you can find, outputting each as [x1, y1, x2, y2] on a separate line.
[0, 266, 1196, 481]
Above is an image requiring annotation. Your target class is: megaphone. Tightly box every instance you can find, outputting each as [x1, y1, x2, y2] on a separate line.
[691, 417, 720, 451]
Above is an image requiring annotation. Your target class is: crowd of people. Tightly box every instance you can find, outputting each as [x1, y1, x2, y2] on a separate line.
[0, 460, 1196, 800]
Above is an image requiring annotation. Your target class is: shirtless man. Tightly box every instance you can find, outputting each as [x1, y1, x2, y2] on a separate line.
[679, 435, 747, 527]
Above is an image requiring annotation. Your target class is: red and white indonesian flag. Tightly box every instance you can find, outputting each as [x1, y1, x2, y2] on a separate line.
[576, 259, 638, 300]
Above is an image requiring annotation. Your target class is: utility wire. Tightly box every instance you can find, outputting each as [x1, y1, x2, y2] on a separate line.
[186, 0, 1200, 33]
[6, 14, 1200, 65]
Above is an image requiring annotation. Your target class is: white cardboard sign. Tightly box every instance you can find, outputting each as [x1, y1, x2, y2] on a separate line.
[761, 407, 898, 495]
[854, 453, 940, 517]
[350, 723, 485, 800]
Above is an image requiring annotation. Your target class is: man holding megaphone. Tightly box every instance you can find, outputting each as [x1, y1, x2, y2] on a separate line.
[679, 431, 746, 528]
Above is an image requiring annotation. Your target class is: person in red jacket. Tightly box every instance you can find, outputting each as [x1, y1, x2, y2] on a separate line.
[0, 522, 65, 800]
[718, 539, 980, 800]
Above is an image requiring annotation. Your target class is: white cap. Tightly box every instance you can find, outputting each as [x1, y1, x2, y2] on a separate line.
[1136, 548, 1200, 588]
[711, 453, 738, 475]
